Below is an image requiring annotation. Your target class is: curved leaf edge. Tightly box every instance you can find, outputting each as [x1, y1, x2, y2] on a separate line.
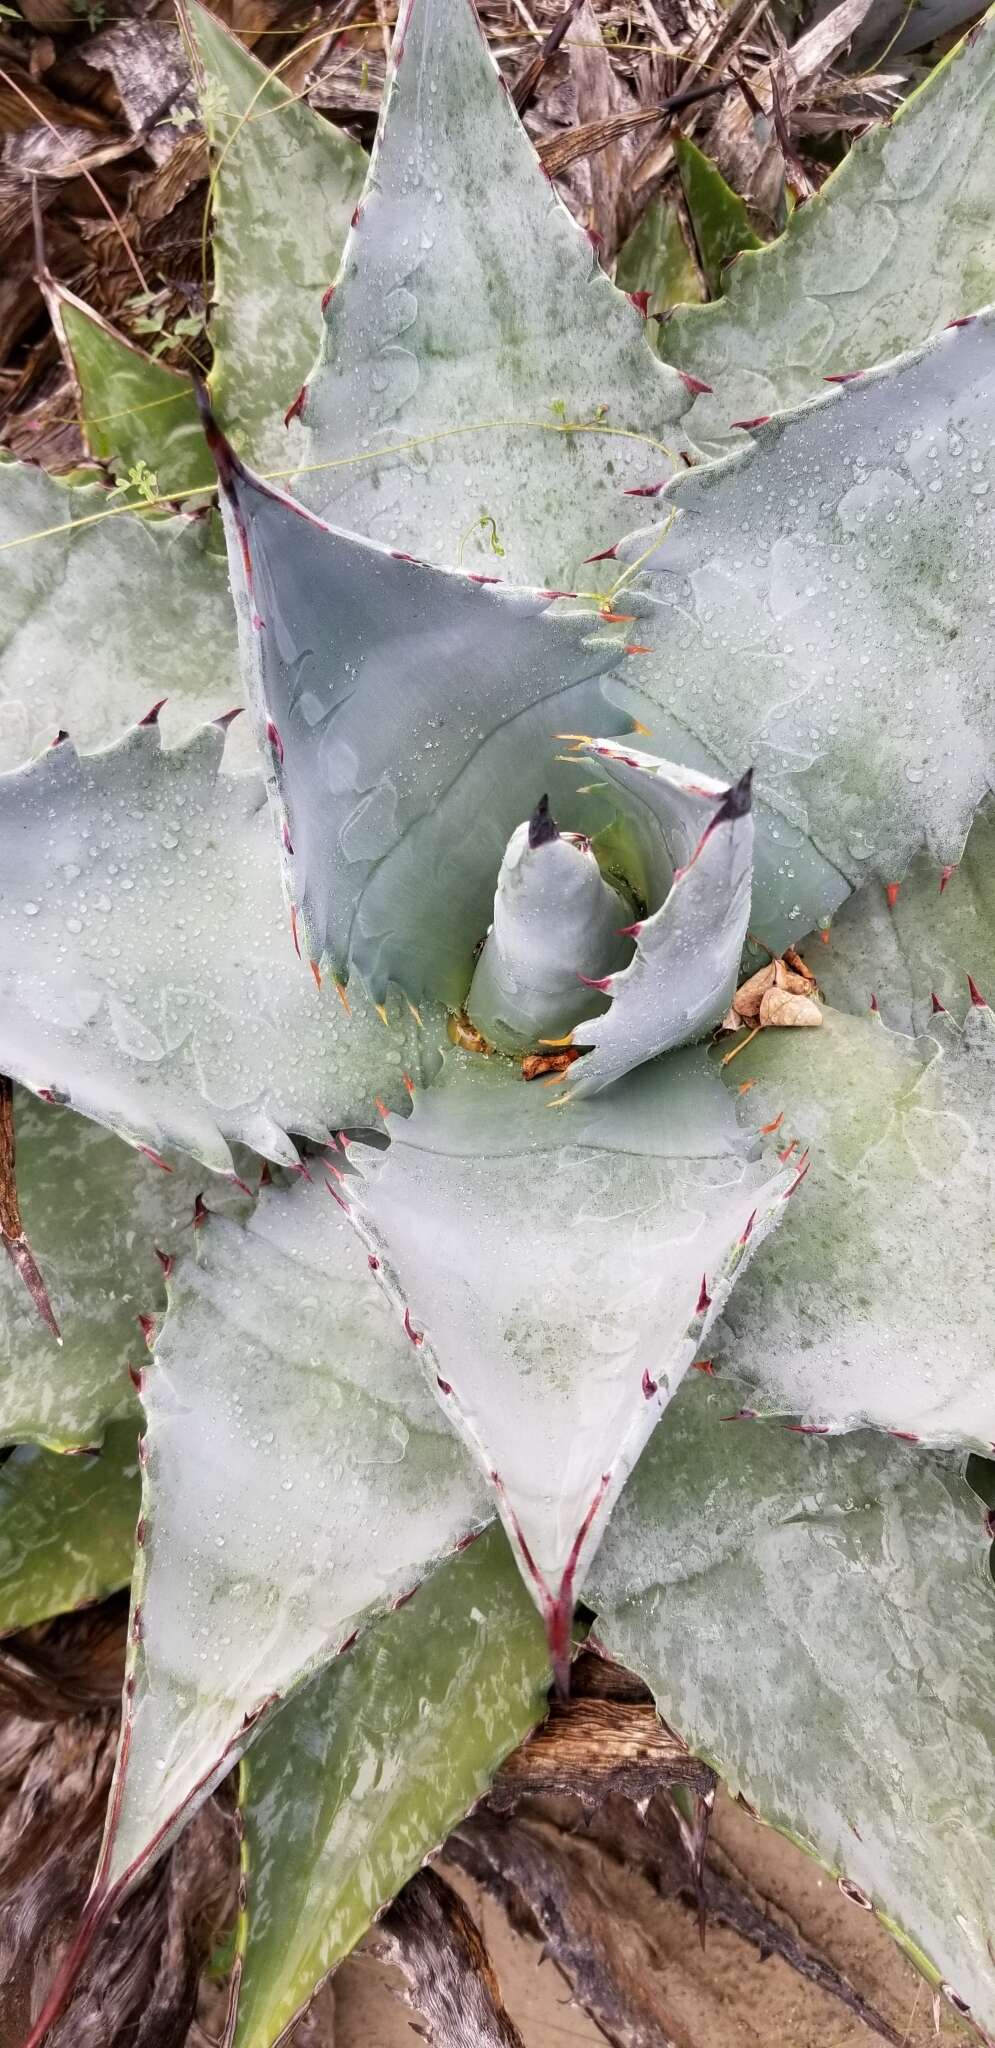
[20, 1252, 497, 2048]
[658, 8, 995, 372]
[608, 305, 995, 889]
[223, 1557, 553, 2048]
[587, 1518, 995, 2047]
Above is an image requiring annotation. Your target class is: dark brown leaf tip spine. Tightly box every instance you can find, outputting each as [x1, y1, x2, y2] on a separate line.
[713, 766, 753, 824]
[528, 793, 560, 849]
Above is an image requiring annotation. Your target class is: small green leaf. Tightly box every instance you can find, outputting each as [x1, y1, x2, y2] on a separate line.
[673, 132, 764, 299]
[46, 282, 212, 500]
[659, 10, 995, 454]
[187, 2, 367, 472]
[0, 1424, 139, 1634]
[345, 1049, 793, 1679]
[614, 199, 705, 317]
[298, 0, 697, 585]
[717, 1004, 995, 1449]
[0, 723, 440, 1172]
[232, 1526, 548, 2048]
[589, 1373, 995, 2031]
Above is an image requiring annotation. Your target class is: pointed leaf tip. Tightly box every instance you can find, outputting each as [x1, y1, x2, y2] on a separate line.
[191, 376, 246, 494]
[713, 766, 753, 824]
[967, 975, 989, 1007]
[528, 794, 560, 850]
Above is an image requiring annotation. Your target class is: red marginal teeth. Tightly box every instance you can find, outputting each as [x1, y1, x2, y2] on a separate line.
[137, 1144, 173, 1173]
[695, 1276, 711, 1314]
[641, 1368, 658, 1398]
[885, 882, 900, 910]
[967, 975, 989, 1007]
[939, 865, 956, 893]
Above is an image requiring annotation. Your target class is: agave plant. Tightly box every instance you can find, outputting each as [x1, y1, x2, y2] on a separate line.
[2, 0, 995, 2041]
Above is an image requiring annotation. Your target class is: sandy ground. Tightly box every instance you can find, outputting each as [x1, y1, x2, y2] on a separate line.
[326, 1792, 958, 2047]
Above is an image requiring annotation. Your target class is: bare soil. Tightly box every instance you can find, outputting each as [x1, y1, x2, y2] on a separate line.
[329, 1795, 952, 2047]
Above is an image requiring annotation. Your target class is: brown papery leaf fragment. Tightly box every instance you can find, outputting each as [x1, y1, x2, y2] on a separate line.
[729, 962, 776, 1021]
[758, 987, 824, 1030]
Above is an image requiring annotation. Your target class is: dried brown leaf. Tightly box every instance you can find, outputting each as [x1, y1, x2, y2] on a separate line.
[378, 1868, 526, 2048]
[729, 961, 776, 1021]
[757, 986, 824, 1029]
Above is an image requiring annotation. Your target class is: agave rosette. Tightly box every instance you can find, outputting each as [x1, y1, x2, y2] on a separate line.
[2, 1, 995, 2042]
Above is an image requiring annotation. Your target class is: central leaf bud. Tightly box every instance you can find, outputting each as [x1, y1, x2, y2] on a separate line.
[465, 795, 631, 1053]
